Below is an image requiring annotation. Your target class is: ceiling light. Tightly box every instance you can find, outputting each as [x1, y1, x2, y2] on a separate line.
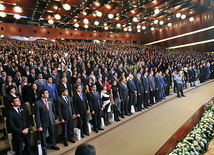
[117, 23, 121, 28]
[137, 25, 141, 29]
[159, 21, 164, 25]
[54, 14, 61, 20]
[48, 19, 54, 24]
[63, 4, 71, 11]
[0, 35, 4, 38]
[95, 2, 100, 7]
[142, 26, 146, 30]
[83, 18, 89, 24]
[0, 4, 5, 11]
[94, 21, 99, 25]
[181, 14, 186, 19]
[0, 12, 7, 18]
[13, 14, 21, 19]
[131, 10, 135, 13]
[129, 28, 132, 32]
[137, 29, 141, 32]
[108, 14, 114, 19]
[151, 27, 155, 31]
[154, 20, 158, 24]
[104, 27, 108, 30]
[154, 8, 159, 14]
[124, 28, 127, 31]
[106, 4, 111, 9]
[84, 25, 88, 28]
[74, 19, 77, 22]
[133, 17, 138, 22]
[96, 11, 102, 17]
[104, 23, 107, 26]
[92, 13, 96, 17]
[168, 23, 172, 27]
[116, 17, 119, 20]
[83, 11, 87, 16]
[189, 17, 194, 22]
[74, 23, 79, 27]
[13, 6, 23, 13]
[176, 13, 181, 18]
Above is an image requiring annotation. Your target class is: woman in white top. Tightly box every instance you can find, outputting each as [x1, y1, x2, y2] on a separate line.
[100, 84, 111, 126]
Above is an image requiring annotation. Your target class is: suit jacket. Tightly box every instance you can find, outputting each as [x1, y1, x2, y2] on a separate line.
[127, 79, 137, 94]
[73, 82, 84, 94]
[57, 81, 71, 96]
[165, 73, 171, 86]
[6, 106, 31, 138]
[27, 74, 37, 85]
[42, 71, 50, 80]
[44, 83, 58, 101]
[12, 76, 21, 88]
[95, 81, 102, 93]
[154, 76, 161, 90]
[35, 67, 43, 76]
[87, 91, 102, 112]
[28, 89, 40, 106]
[142, 76, 150, 92]
[73, 92, 88, 115]
[148, 75, 156, 90]
[34, 79, 47, 91]
[35, 98, 56, 128]
[119, 82, 128, 100]
[135, 78, 144, 95]
[56, 95, 75, 121]
[51, 74, 60, 85]
[80, 74, 87, 87]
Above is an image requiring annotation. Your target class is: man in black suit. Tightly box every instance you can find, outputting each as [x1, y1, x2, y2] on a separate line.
[80, 69, 87, 87]
[0, 71, 6, 95]
[135, 73, 145, 110]
[12, 71, 22, 88]
[127, 74, 137, 114]
[28, 68, 37, 85]
[35, 89, 60, 155]
[51, 69, 60, 85]
[73, 77, 84, 94]
[57, 88, 76, 146]
[42, 66, 50, 80]
[87, 84, 104, 133]
[119, 77, 130, 116]
[165, 69, 171, 96]
[73, 85, 90, 138]
[6, 97, 33, 155]
[35, 63, 43, 76]
[142, 72, 150, 107]
[95, 75, 102, 93]
[57, 76, 71, 96]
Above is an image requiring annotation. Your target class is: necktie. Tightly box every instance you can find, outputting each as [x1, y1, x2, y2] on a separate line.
[45, 99, 49, 110]
[65, 96, 69, 104]
[132, 80, 136, 89]
[18, 108, 22, 117]
[79, 93, 83, 101]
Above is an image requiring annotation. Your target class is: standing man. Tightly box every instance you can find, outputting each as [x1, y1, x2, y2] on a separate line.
[6, 97, 33, 155]
[57, 76, 71, 96]
[34, 73, 47, 92]
[119, 77, 129, 116]
[57, 88, 76, 146]
[134, 73, 144, 110]
[35, 89, 60, 155]
[73, 85, 90, 138]
[87, 84, 104, 133]
[44, 77, 58, 102]
[176, 72, 186, 98]
[142, 72, 150, 107]
[148, 71, 155, 105]
[127, 74, 137, 114]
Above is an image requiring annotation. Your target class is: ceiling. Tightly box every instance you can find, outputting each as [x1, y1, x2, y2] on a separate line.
[0, 0, 213, 34]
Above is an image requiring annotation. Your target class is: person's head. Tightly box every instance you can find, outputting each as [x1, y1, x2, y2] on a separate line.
[1, 71, 6, 77]
[137, 73, 141, 79]
[150, 70, 154, 76]
[61, 76, 67, 83]
[144, 71, 148, 77]
[37, 73, 43, 79]
[32, 83, 37, 90]
[91, 83, 96, 91]
[51, 69, 56, 76]
[21, 76, 28, 83]
[8, 85, 16, 94]
[120, 77, 126, 83]
[61, 88, 69, 96]
[75, 143, 96, 155]
[129, 74, 133, 80]
[47, 77, 53, 84]
[6, 75, 12, 82]
[101, 84, 106, 91]
[40, 89, 49, 99]
[76, 77, 81, 83]
[113, 72, 117, 77]
[16, 71, 21, 77]
[11, 97, 21, 108]
[82, 69, 86, 75]
[97, 75, 101, 81]
[76, 85, 82, 93]
[112, 80, 117, 86]
[30, 68, 35, 74]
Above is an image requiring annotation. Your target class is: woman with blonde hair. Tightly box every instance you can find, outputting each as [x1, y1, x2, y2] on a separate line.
[18, 76, 30, 102]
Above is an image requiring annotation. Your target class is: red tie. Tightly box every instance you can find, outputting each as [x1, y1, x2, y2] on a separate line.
[45, 99, 49, 110]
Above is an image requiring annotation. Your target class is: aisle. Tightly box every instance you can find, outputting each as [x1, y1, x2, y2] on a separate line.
[49, 80, 214, 155]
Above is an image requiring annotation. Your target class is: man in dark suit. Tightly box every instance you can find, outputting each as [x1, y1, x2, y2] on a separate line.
[6, 97, 33, 155]
[42, 66, 50, 80]
[57, 88, 76, 147]
[148, 71, 156, 105]
[12, 71, 22, 88]
[35, 89, 60, 155]
[51, 69, 60, 86]
[119, 77, 129, 116]
[95, 75, 102, 93]
[35, 63, 43, 76]
[44, 77, 58, 102]
[165, 69, 171, 96]
[135, 73, 145, 110]
[87, 84, 104, 133]
[142, 72, 150, 107]
[34, 73, 47, 92]
[57, 76, 71, 96]
[73, 77, 84, 94]
[80, 69, 87, 87]
[73, 85, 90, 138]
[0, 71, 6, 95]
[127, 74, 137, 114]
[28, 68, 37, 85]
[154, 72, 161, 102]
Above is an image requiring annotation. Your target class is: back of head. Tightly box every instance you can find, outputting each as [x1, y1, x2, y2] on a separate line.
[75, 143, 96, 155]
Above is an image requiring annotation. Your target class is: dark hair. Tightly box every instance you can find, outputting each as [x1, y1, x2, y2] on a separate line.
[90, 83, 96, 88]
[75, 143, 96, 155]
[47, 76, 52, 80]
[7, 85, 16, 93]
[75, 85, 81, 90]
[61, 88, 68, 94]
[100, 84, 106, 90]
[40, 89, 48, 96]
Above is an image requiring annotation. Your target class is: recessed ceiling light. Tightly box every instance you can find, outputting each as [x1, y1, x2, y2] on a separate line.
[117, 23, 121, 28]
[13, 14, 21, 19]
[176, 13, 181, 18]
[0, 4, 5, 11]
[84, 25, 88, 28]
[104, 26, 108, 30]
[74, 23, 79, 27]
[63, 4, 71, 11]
[189, 17, 194, 22]
[48, 19, 54, 24]
[95, 2, 100, 7]
[159, 21, 164, 25]
[124, 28, 127, 31]
[96, 11, 102, 17]
[168, 23, 172, 27]
[133, 17, 138, 22]
[0, 12, 7, 18]
[154, 8, 159, 14]
[137, 25, 141, 29]
[106, 4, 111, 9]
[108, 14, 114, 19]
[83, 18, 89, 24]
[151, 27, 155, 31]
[13, 6, 23, 13]
[154, 20, 158, 24]
[142, 26, 146, 30]
[83, 11, 87, 16]
[129, 28, 132, 32]
[94, 21, 99, 25]
[137, 29, 141, 32]
[54, 14, 61, 20]
[181, 14, 186, 19]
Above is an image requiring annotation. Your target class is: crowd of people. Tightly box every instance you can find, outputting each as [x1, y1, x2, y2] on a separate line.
[1, 39, 214, 155]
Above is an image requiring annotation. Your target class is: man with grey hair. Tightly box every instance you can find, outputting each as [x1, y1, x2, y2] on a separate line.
[127, 74, 137, 114]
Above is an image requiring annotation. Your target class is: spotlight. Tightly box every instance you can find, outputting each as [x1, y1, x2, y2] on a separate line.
[142, 26, 146, 30]
[83, 19, 89, 24]
[189, 17, 194, 22]
[0, 12, 7, 18]
[151, 27, 154, 31]
[74, 23, 79, 27]
[133, 17, 138, 22]
[181, 14, 186, 19]
[48, 19, 54, 24]
[154, 8, 159, 14]
[94, 21, 99, 25]
[124, 28, 127, 31]
[137, 25, 141, 29]
[117, 23, 121, 28]
[13, 6, 23, 13]
[104, 26, 108, 30]
[168, 23, 172, 27]
[13, 14, 21, 19]
[96, 11, 102, 17]
[0, 4, 5, 11]
[54, 14, 61, 20]
[63, 4, 71, 11]
[154, 20, 158, 24]
[176, 13, 181, 18]
[84, 25, 88, 28]
[159, 21, 164, 25]
[108, 14, 114, 19]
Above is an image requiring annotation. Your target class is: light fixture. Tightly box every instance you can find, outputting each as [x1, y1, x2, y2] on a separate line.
[106, 4, 111, 9]
[63, 4, 71, 11]
[94, 21, 99, 25]
[0, 35, 4, 37]
[104, 23, 107, 26]
[74, 23, 79, 27]
[181, 14, 186, 19]
[74, 19, 77, 22]
[168, 23, 172, 27]
[133, 17, 138, 22]
[137, 25, 141, 29]
[176, 13, 181, 18]
[13, 6, 23, 13]
[137, 29, 141, 32]
[189, 17, 194, 22]
[84, 25, 88, 28]
[151, 27, 154, 31]
[95, 2, 100, 7]
[131, 10, 135, 13]
[54, 14, 61, 20]
[92, 13, 96, 17]
[128, 28, 132, 32]
[154, 8, 159, 14]
[124, 28, 127, 31]
[142, 26, 146, 30]
[83, 11, 87, 16]
[48, 19, 54, 24]
[117, 23, 121, 28]
[154, 20, 158, 24]
[83, 18, 89, 24]
[104, 26, 108, 30]
[0, 12, 7, 18]
[159, 21, 164, 25]
[108, 14, 114, 19]
[115, 17, 119, 20]
[96, 11, 102, 17]
[0, 4, 5, 11]
[13, 14, 21, 19]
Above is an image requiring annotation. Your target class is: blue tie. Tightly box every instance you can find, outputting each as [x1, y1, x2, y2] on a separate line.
[79, 93, 83, 101]
[132, 80, 136, 90]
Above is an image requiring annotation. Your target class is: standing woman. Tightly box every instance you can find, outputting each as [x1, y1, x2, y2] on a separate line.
[183, 67, 189, 89]
[85, 77, 93, 93]
[18, 76, 30, 102]
[110, 80, 121, 122]
[1, 75, 18, 96]
[100, 84, 111, 126]
[103, 76, 110, 93]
